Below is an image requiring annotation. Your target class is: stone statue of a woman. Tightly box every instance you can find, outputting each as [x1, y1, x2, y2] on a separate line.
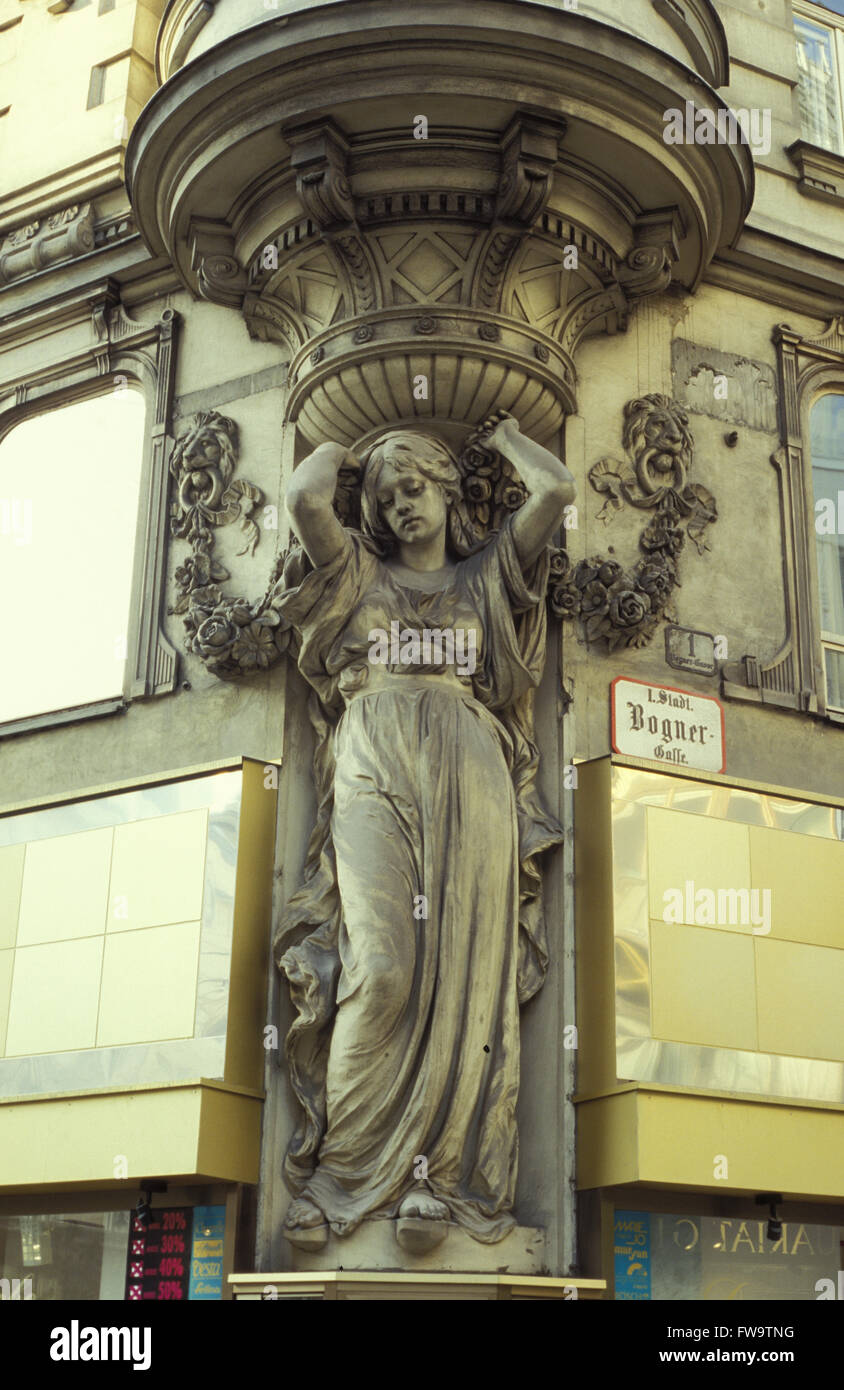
[273, 410, 574, 1250]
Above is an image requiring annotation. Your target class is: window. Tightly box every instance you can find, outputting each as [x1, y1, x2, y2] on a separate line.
[794, 3, 844, 154]
[0, 391, 145, 727]
[721, 319, 844, 722]
[810, 393, 844, 710]
[0, 1212, 130, 1300]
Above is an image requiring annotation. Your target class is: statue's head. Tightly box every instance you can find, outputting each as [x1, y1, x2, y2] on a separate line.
[359, 429, 463, 555]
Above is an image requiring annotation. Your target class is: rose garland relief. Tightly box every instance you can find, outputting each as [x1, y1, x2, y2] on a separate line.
[166, 394, 717, 673]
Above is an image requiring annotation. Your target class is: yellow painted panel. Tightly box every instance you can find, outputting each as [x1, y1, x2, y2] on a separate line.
[636, 1092, 844, 1198]
[575, 1090, 640, 1189]
[97, 921, 201, 1047]
[647, 808, 752, 930]
[0, 949, 14, 1057]
[575, 758, 616, 1095]
[650, 920, 758, 1051]
[749, 826, 844, 948]
[224, 759, 277, 1091]
[0, 844, 25, 949]
[6, 937, 104, 1056]
[107, 809, 207, 933]
[17, 827, 112, 945]
[755, 938, 844, 1062]
[577, 1089, 844, 1199]
[196, 1087, 262, 1185]
[0, 1085, 262, 1189]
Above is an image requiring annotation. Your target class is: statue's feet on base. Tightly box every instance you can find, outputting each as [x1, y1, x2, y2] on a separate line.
[395, 1190, 450, 1254]
[398, 1191, 450, 1222]
[283, 1196, 329, 1251]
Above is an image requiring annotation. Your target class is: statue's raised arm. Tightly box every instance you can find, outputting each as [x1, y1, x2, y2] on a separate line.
[285, 441, 359, 567]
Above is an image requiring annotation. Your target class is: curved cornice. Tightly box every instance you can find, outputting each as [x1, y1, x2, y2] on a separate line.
[127, 1, 753, 300]
[157, 0, 731, 91]
[652, 0, 729, 90]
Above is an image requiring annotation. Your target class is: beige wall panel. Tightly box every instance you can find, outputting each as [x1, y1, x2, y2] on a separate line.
[755, 938, 844, 1063]
[647, 807, 752, 928]
[635, 1090, 844, 1198]
[749, 826, 844, 948]
[172, 295, 284, 396]
[0, 1084, 261, 1188]
[578, 1087, 844, 1198]
[751, 171, 844, 260]
[97, 920, 201, 1046]
[5, 936, 104, 1056]
[650, 919, 758, 1050]
[107, 809, 207, 932]
[718, 3, 799, 81]
[0, 843, 25, 948]
[0, 948, 13, 1056]
[17, 827, 113, 946]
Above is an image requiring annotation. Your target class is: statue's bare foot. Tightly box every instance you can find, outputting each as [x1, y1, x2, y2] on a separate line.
[283, 1196, 329, 1250]
[398, 1191, 450, 1222]
[284, 1196, 325, 1230]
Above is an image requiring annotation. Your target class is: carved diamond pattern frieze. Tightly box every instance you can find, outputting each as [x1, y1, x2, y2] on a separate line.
[372, 227, 481, 308]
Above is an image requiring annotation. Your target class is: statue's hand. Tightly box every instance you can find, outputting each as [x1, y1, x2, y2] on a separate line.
[471, 409, 520, 453]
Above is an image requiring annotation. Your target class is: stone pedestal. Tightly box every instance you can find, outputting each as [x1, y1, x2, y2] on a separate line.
[285, 1222, 546, 1276]
[231, 1271, 607, 1301]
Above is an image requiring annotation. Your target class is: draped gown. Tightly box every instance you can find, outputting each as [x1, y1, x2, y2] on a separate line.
[273, 515, 563, 1243]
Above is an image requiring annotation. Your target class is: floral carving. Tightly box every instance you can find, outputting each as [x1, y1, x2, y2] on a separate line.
[171, 396, 710, 677]
[547, 394, 716, 652]
[169, 410, 281, 675]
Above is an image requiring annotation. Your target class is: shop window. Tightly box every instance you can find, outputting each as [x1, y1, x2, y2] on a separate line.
[615, 1208, 844, 1301]
[0, 391, 145, 728]
[0, 1212, 130, 1300]
[809, 393, 844, 710]
[0, 1205, 226, 1300]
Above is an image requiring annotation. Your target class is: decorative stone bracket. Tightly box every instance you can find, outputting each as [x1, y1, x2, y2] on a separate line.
[618, 209, 684, 301]
[190, 218, 248, 308]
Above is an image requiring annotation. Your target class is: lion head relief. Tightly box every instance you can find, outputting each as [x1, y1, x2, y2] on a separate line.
[623, 393, 694, 498]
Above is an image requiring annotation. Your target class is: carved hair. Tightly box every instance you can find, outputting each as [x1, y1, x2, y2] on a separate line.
[359, 429, 477, 557]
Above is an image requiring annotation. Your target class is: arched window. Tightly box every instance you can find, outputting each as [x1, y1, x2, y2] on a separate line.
[810, 393, 844, 710]
[0, 391, 146, 727]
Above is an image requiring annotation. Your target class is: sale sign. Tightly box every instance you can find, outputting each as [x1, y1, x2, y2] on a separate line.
[124, 1208, 191, 1302]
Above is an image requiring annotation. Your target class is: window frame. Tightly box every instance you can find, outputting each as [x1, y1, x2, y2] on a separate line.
[805, 384, 844, 712]
[721, 318, 844, 725]
[793, 1, 844, 157]
[0, 298, 180, 739]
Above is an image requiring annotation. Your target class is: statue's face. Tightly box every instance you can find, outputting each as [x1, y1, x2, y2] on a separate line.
[374, 457, 448, 546]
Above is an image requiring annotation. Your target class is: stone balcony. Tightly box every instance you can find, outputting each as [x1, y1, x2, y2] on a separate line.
[128, 0, 752, 444]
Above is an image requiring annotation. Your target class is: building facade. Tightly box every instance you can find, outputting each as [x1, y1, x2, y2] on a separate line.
[0, 0, 842, 1301]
